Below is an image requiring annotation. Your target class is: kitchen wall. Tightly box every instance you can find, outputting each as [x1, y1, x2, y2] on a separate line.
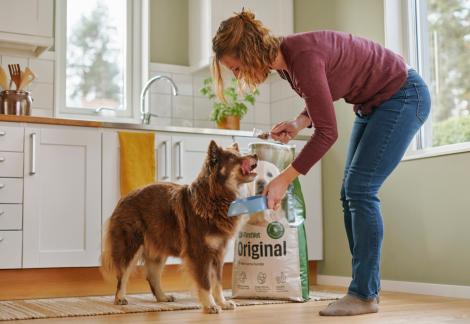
[295, 0, 470, 286]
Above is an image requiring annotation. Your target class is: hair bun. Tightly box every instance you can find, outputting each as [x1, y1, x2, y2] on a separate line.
[237, 8, 256, 22]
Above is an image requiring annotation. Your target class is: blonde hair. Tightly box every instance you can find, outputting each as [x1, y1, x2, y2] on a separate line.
[211, 9, 281, 102]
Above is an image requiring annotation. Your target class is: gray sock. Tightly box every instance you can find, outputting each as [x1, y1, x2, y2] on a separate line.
[319, 294, 379, 316]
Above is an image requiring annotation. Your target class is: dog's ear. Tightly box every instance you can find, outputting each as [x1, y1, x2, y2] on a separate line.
[208, 140, 221, 167]
[231, 142, 240, 152]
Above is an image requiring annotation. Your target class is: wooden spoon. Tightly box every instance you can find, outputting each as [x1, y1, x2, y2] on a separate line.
[18, 67, 36, 91]
[0, 66, 8, 90]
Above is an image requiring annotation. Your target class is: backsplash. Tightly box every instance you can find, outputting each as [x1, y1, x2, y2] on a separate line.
[148, 65, 307, 133]
[0, 53, 308, 135]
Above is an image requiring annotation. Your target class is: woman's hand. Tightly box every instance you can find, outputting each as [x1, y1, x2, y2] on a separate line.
[270, 114, 310, 144]
[263, 165, 300, 210]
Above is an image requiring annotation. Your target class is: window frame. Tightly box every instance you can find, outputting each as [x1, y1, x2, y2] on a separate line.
[54, 0, 149, 122]
[384, 0, 470, 160]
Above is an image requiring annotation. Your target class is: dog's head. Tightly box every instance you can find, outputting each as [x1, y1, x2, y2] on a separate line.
[205, 140, 258, 188]
[249, 160, 281, 195]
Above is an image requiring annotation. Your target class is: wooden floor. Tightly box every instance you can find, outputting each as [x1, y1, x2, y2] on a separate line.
[8, 286, 470, 324]
[2, 265, 470, 323]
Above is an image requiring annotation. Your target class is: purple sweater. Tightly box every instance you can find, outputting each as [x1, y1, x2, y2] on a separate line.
[279, 31, 407, 175]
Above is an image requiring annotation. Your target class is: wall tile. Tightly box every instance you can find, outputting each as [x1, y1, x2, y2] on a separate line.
[172, 73, 193, 96]
[149, 70, 174, 94]
[30, 83, 54, 109]
[149, 117, 172, 127]
[31, 108, 53, 117]
[192, 75, 208, 98]
[149, 93, 172, 118]
[30, 58, 54, 83]
[171, 118, 194, 127]
[254, 102, 270, 124]
[256, 82, 270, 103]
[240, 122, 254, 131]
[172, 95, 193, 119]
[194, 119, 216, 128]
[193, 97, 212, 120]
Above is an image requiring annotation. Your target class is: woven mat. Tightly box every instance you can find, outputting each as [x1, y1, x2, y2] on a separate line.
[0, 290, 341, 321]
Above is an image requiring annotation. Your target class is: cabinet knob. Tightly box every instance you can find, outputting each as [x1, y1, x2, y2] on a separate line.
[0, 237, 3, 242]
[0, 131, 5, 136]
[0, 211, 4, 216]
[0, 184, 5, 189]
[0, 157, 5, 162]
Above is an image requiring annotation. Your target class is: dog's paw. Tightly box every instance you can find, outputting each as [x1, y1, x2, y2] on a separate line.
[157, 295, 176, 302]
[203, 304, 221, 314]
[114, 297, 128, 305]
[220, 300, 236, 310]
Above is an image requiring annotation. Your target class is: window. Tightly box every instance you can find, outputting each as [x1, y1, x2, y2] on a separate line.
[55, 0, 148, 120]
[409, 0, 470, 151]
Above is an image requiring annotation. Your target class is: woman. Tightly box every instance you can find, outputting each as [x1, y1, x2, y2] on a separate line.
[212, 10, 430, 316]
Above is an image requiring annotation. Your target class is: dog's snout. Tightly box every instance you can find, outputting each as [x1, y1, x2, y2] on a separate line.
[252, 154, 258, 160]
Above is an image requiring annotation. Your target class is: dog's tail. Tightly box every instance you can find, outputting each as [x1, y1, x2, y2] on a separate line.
[100, 219, 117, 282]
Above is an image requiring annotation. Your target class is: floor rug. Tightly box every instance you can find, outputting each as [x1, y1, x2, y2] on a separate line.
[0, 290, 342, 321]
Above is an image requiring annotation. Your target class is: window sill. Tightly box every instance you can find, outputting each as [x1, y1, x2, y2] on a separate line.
[403, 142, 470, 161]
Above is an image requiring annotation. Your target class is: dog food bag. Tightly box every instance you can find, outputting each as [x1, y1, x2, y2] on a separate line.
[232, 142, 310, 302]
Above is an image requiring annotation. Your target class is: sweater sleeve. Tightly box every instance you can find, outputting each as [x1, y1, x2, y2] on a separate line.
[290, 51, 338, 175]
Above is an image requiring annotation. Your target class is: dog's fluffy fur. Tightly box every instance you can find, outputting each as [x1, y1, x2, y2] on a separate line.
[100, 141, 257, 314]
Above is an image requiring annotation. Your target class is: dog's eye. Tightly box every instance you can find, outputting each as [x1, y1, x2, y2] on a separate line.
[267, 172, 273, 177]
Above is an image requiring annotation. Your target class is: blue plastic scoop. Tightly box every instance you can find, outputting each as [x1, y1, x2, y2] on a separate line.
[227, 195, 268, 217]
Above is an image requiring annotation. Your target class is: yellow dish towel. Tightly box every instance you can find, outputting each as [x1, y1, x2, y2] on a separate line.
[118, 131, 156, 197]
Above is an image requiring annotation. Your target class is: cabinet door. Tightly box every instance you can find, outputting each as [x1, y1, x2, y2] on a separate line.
[0, 0, 53, 37]
[102, 131, 165, 225]
[171, 134, 233, 185]
[23, 127, 101, 268]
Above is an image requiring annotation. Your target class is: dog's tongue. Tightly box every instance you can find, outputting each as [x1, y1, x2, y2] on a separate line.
[241, 159, 252, 175]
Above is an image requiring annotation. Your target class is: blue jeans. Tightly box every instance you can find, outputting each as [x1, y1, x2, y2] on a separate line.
[341, 69, 431, 300]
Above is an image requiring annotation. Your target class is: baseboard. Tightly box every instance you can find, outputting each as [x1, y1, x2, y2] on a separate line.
[317, 275, 470, 299]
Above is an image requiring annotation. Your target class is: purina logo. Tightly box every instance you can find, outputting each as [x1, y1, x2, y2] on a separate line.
[267, 221, 285, 239]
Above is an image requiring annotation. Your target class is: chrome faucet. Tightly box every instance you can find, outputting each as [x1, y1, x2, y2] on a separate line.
[140, 75, 178, 124]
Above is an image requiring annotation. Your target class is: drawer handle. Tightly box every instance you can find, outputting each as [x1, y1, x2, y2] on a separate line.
[0, 131, 5, 136]
[0, 237, 3, 242]
[0, 184, 4, 189]
[0, 157, 5, 162]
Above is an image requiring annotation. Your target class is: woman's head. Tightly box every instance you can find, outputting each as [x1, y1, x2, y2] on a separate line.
[212, 9, 281, 101]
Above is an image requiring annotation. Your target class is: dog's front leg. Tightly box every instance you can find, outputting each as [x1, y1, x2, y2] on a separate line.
[212, 257, 236, 310]
[189, 258, 220, 314]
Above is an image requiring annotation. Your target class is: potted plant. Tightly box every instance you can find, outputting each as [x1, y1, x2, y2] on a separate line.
[200, 77, 259, 130]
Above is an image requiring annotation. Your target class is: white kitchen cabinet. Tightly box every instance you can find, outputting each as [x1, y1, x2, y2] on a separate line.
[189, 0, 293, 69]
[23, 126, 101, 268]
[233, 136, 323, 261]
[0, 123, 24, 269]
[0, 0, 54, 57]
[0, 231, 22, 269]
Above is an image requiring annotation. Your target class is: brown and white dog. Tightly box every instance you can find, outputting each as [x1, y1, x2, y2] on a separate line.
[100, 140, 257, 314]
